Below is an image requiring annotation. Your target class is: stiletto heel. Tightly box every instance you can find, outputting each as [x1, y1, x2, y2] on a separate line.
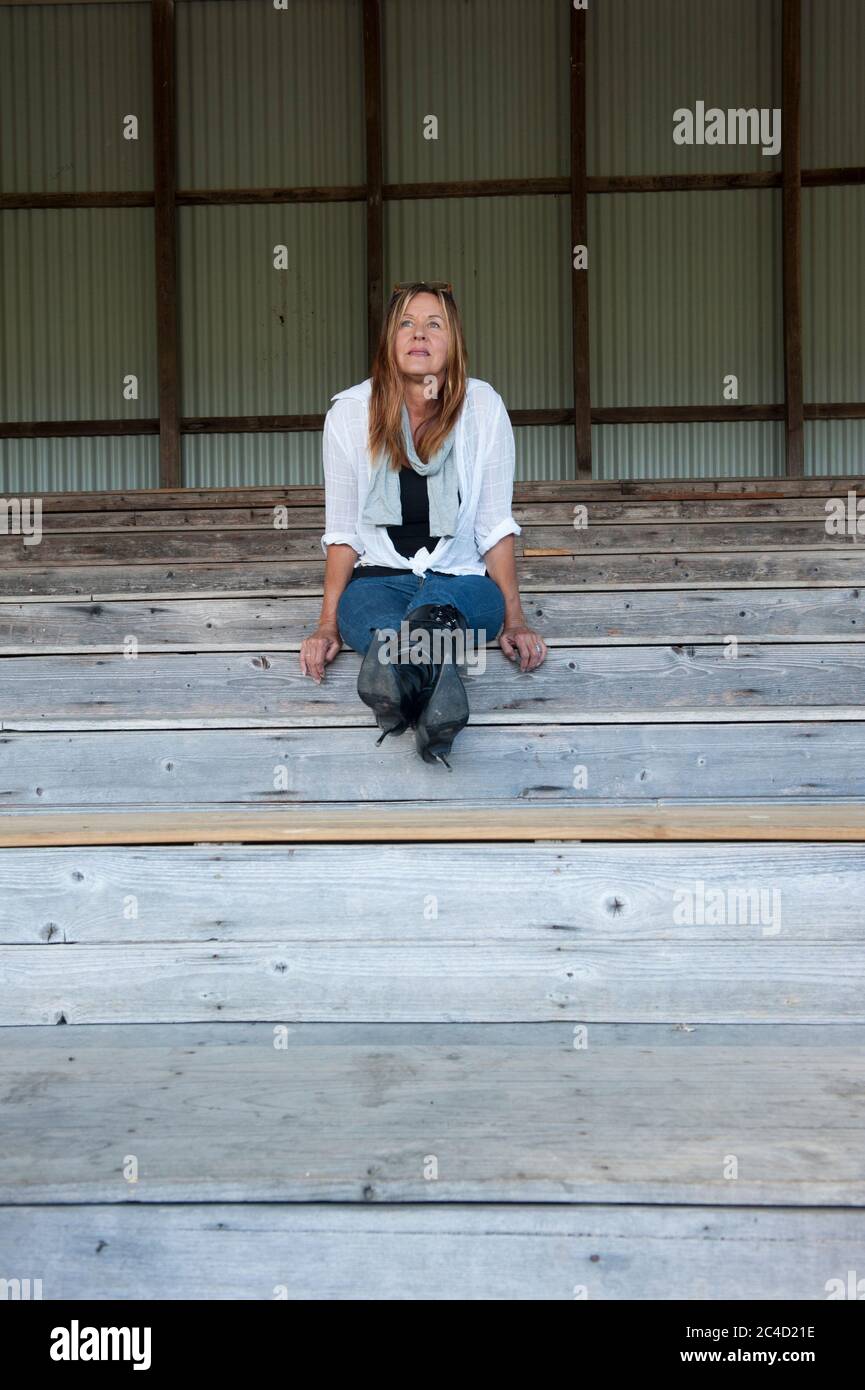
[357, 626, 427, 743]
[403, 603, 471, 765]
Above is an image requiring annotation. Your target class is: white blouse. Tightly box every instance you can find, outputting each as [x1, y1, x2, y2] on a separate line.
[320, 376, 522, 576]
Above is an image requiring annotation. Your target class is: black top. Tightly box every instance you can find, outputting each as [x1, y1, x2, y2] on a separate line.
[350, 467, 461, 580]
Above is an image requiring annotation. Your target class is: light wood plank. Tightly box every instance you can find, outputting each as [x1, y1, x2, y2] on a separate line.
[2, 550, 863, 599]
[2, 937, 861, 1024]
[3, 843, 862, 943]
[12, 477, 865, 512]
[1, 519, 862, 567]
[1, 802, 864, 847]
[0, 1022, 862, 1204]
[523, 520, 863, 555]
[0, 588, 862, 653]
[1, 724, 864, 804]
[1, 644, 863, 728]
[26, 498, 861, 533]
[1, 1202, 860, 1299]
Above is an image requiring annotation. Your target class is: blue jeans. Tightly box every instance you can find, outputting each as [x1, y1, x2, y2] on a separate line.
[337, 569, 506, 656]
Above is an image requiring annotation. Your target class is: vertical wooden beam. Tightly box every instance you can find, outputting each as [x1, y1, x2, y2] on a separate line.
[151, 0, 181, 487]
[782, 0, 804, 476]
[363, 0, 384, 368]
[570, 3, 592, 477]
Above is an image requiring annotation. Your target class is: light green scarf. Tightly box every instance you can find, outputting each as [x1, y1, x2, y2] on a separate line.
[362, 403, 459, 538]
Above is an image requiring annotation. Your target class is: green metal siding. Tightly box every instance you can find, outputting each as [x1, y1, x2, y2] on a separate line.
[178, 202, 366, 418]
[176, 0, 364, 189]
[589, 190, 783, 408]
[0, 0, 861, 491]
[0, 1, 153, 194]
[586, 0, 782, 177]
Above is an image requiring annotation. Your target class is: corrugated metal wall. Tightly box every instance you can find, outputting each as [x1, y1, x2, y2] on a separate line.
[0, 1, 158, 490]
[0, 0, 153, 190]
[0, 0, 862, 491]
[801, 0, 865, 168]
[801, 0, 865, 472]
[587, 0, 782, 177]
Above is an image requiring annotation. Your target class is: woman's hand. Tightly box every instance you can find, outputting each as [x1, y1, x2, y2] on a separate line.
[499, 621, 547, 672]
[299, 624, 342, 682]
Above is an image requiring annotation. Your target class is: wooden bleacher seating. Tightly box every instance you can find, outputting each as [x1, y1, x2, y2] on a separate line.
[1, 477, 864, 1298]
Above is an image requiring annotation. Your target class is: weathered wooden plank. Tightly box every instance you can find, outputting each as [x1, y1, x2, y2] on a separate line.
[26, 497, 861, 533]
[0, 529, 324, 565]
[1, 834, 862, 945]
[1, 939, 862, 1024]
[1, 519, 861, 567]
[1, 644, 863, 728]
[3, 1201, 859, 1299]
[9, 477, 864, 511]
[2, 550, 863, 599]
[3, 843, 862, 943]
[546, 476, 865, 498]
[522, 521, 862, 555]
[34, 505, 321, 532]
[1, 1022, 862, 1204]
[1, 724, 864, 805]
[0, 588, 862, 653]
[1, 802, 863, 847]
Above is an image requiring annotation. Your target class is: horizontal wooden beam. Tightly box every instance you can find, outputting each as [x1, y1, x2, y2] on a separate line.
[807, 403, 865, 420]
[1, 803, 864, 846]
[3, 167, 863, 211]
[0, 419, 160, 438]
[592, 405, 785, 424]
[0, 191, 155, 209]
[3, 402, 864, 440]
[0, 475, 862, 510]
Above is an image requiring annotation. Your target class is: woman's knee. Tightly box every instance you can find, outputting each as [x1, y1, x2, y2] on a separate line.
[458, 586, 505, 643]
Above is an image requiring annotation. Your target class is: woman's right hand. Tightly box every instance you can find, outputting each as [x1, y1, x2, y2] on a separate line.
[299, 624, 343, 682]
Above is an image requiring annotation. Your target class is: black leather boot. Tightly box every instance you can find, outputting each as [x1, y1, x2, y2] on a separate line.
[357, 626, 419, 746]
[403, 602, 470, 768]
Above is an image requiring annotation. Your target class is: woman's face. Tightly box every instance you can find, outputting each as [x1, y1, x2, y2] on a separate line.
[394, 292, 450, 390]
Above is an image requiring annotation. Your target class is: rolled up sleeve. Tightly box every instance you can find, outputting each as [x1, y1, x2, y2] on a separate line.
[320, 402, 364, 557]
[473, 389, 522, 556]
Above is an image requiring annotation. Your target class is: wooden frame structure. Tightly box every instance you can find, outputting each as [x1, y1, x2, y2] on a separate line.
[1, 0, 863, 483]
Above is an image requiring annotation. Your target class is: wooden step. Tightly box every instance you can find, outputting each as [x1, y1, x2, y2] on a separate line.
[1, 587, 863, 653]
[3, 937, 862, 1025]
[2, 643, 865, 726]
[2, 724, 865, 802]
[2, 841, 863, 1024]
[2, 549, 864, 600]
[1, 802, 865, 846]
[5, 843, 862, 942]
[1, 1022, 862, 1206]
[6, 478, 863, 510]
[3, 1200, 861, 1299]
[2, 520, 863, 567]
[16, 497, 864, 533]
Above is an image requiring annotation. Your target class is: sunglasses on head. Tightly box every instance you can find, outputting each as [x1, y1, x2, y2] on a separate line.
[391, 281, 454, 296]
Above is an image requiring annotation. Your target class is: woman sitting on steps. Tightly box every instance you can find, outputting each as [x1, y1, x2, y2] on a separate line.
[299, 280, 547, 766]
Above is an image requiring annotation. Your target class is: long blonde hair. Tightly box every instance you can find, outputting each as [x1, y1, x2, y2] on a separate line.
[368, 283, 469, 471]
